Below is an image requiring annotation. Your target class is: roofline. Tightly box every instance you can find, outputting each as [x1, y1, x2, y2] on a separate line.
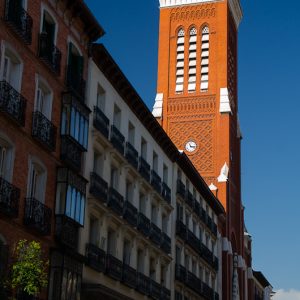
[253, 271, 272, 288]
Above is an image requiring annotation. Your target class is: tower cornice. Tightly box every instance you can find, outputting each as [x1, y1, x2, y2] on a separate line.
[159, 0, 243, 28]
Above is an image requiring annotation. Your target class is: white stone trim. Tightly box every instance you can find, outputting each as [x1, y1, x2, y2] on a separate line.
[222, 237, 232, 254]
[218, 162, 229, 182]
[209, 183, 218, 191]
[152, 93, 164, 118]
[219, 87, 232, 114]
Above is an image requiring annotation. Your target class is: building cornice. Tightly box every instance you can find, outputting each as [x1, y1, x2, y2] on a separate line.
[159, 0, 243, 28]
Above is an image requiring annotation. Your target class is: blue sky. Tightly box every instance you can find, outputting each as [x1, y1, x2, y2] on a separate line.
[85, 0, 300, 292]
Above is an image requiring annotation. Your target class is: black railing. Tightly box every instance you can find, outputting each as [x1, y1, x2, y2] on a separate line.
[161, 182, 171, 204]
[176, 179, 185, 199]
[32, 111, 56, 152]
[203, 282, 214, 299]
[137, 272, 150, 296]
[161, 287, 171, 300]
[24, 198, 52, 235]
[175, 291, 183, 300]
[0, 176, 20, 218]
[137, 212, 150, 237]
[86, 243, 106, 273]
[4, 0, 33, 44]
[110, 125, 125, 155]
[89, 172, 108, 202]
[187, 229, 200, 253]
[150, 280, 161, 300]
[125, 142, 138, 169]
[151, 170, 161, 194]
[108, 187, 124, 216]
[138, 157, 150, 182]
[175, 264, 187, 283]
[149, 223, 161, 247]
[161, 232, 171, 254]
[106, 254, 123, 281]
[122, 264, 137, 289]
[186, 191, 195, 209]
[0, 81, 26, 126]
[187, 271, 201, 294]
[123, 200, 138, 227]
[66, 65, 86, 100]
[55, 215, 79, 250]
[176, 220, 187, 241]
[200, 243, 214, 267]
[60, 135, 83, 171]
[93, 106, 109, 138]
[38, 33, 61, 75]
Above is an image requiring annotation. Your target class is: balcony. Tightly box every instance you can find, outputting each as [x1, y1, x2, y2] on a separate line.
[4, 0, 33, 44]
[24, 198, 52, 235]
[161, 232, 171, 254]
[32, 111, 57, 152]
[213, 256, 219, 271]
[138, 157, 150, 182]
[161, 287, 171, 300]
[175, 291, 183, 300]
[60, 135, 83, 171]
[122, 264, 137, 289]
[110, 125, 125, 155]
[125, 142, 138, 169]
[55, 215, 79, 250]
[137, 272, 150, 296]
[203, 282, 214, 299]
[0, 176, 20, 218]
[161, 182, 171, 204]
[108, 187, 124, 216]
[187, 271, 201, 294]
[186, 191, 194, 209]
[175, 264, 186, 283]
[200, 243, 214, 266]
[123, 200, 138, 227]
[176, 220, 187, 241]
[0, 81, 26, 126]
[176, 179, 185, 199]
[150, 280, 161, 300]
[149, 222, 161, 247]
[214, 292, 220, 300]
[93, 106, 109, 138]
[187, 229, 200, 253]
[66, 66, 86, 100]
[151, 170, 161, 194]
[137, 212, 150, 237]
[106, 254, 123, 281]
[86, 243, 106, 273]
[38, 32, 61, 75]
[89, 172, 108, 202]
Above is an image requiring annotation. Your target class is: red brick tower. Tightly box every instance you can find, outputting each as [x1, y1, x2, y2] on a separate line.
[153, 0, 245, 299]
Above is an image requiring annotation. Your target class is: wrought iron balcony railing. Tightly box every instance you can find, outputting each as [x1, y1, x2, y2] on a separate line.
[187, 271, 201, 294]
[89, 172, 108, 202]
[176, 219, 187, 241]
[4, 0, 33, 44]
[0, 81, 26, 126]
[151, 170, 161, 194]
[123, 200, 138, 227]
[161, 182, 171, 204]
[175, 264, 187, 283]
[86, 243, 106, 273]
[150, 280, 161, 300]
[200, 243, 214, 267]
[122, 264, 137, 289]
[108, 187, 124, 216]
[187, 229, 200, 254]
[24, 198, 52, 236]
[0, 176, 20, 218]
[176, 179, 186, 199]
[106, 254, 123, 281]
[110, 125, 125, 155]
[138, 157, 150, 182]
[137, 272, 150, 296]
[32, 111, 57, 152]
[55, 215, 79, 250]
[38, 33, 61, 75]
[149, 222, 162, 247]
[93, 106, 109, 138]
[186, 191, 195, 209]
[161, 287, 171, 300]
[203, 282, 214, 299]
[60, 135, 83, 171]
[66, 65, 86, 100]
[125, 142, 138, 169]
[161, 232, 171, 254]
[137, 212, 150, 237]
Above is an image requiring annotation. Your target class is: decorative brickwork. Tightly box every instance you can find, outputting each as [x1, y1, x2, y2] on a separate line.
[170, 5, 216, 22]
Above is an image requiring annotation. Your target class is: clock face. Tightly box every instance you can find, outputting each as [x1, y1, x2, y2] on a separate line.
[185, 140, 197, 153]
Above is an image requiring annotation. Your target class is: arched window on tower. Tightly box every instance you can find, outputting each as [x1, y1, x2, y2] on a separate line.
[176, 28, 185, 93]
[188, 27, 197, 92]
[201, 26, 209, 91]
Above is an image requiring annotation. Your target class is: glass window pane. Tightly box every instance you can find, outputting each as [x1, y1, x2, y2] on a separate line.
[80, 195, 85, 225]
[83, 120, 88, 149]
[70, 107, 75, 138]
[65, 185, 72, 217]
[75, 192, 81, 223]
[70, 188, 76, 219]
[79, 116, 84, 145]
[75, 111, 80, 141]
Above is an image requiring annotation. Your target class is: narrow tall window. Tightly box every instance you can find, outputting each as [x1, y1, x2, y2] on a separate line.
[201, 26, 210, 91]
[128, 122, 135, 145]
[123, 239, 131, 265]
[96, 84, 105, 112]
[107, 229, 116, 256]
[89, 216, 99, 246]
[28, 161, 46, 203]
[137, 249, 144, 273]
[153, 151, 158, 172]
[141, 138, 147, 159]
[176, 28, 185, 93]
[188, 27, 197, 92]
[0, 137, 13, 181]
[113, 104, 121, 130]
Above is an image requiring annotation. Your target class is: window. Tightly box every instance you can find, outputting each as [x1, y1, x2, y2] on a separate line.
[151, 204, 157, 224]
[185, 212, 190, 228]
[128, 122, 135, 145]
[67, 42, 84, 89]
[192, 259, 197, 274]
[188, 27, 197, 92]
[153, 151, 158, 172]
[192, 219, 197, 235]
[93, 150, 103, 176]
[89, 216, 99, 246]
[123, 239, 131, 265]
[35, 78, 52, 119]
[28, 159, 46, 203]
[205, 271, 210, 285]
[110, 166, 119, 189]
[175, 246, 181, 264]
[161, 265, 167, 287]
[107, 229, 116, 256]
[163, 164, 168, 184]
[96, 84, 105, 111]
[176, 28, 185, 93]
[125, 180, 134, 202]
[185, 254, 189, 270]
[201, 26, 210, 91]
[137, 249, 144, 273]
[40, 10, 57, 47]
[113, 104, 121, 130]
[0, 136, 14, 181]
[162, 214, 168, 234]
[176, 203, 183, 221]
[139, 193, 147, 214]
[141, 138, 147, 159]
[149, 258, 156, 280]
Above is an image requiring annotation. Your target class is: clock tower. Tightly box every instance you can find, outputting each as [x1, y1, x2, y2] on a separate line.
[153, 0, 246, 299]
